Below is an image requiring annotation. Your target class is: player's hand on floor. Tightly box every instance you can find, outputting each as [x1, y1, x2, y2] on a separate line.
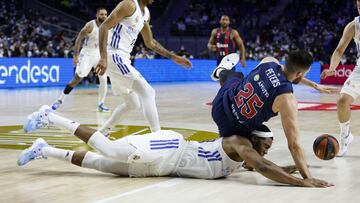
[320, 69, 335, 79]
[172, 55, 192, 69]
[314, 84, 339, 94]
[96, 58, 107, 76]
[302, 178, 334, 188]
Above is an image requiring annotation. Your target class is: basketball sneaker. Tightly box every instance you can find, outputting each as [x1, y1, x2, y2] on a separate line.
[337, 132, 354, 157]
[24, 105, 52, 133]
[17, 138, 48, 166]
[98, 103, 110, 113]
[51, 99, 63, 111]
[211, 53, 239, 81]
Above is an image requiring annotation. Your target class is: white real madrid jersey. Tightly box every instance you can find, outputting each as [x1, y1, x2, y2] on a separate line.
[108, 0, 150, 59]
[82, 20, 99, 52]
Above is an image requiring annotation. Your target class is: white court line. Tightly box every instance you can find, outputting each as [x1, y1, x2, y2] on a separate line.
[127, 128, 149, 136]
[93, 178, 184, 203]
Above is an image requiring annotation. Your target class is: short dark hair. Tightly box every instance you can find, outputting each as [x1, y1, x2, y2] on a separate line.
[96, 7, 107, 13]
[285, 50, 313, 73]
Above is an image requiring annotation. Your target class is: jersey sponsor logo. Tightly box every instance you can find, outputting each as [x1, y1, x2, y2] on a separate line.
[216, 43, 229, 48]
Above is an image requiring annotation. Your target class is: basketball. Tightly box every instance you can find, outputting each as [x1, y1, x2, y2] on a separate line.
[313, 134, 339, 160]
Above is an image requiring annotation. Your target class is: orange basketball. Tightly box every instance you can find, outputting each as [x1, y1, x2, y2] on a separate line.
[313, 134, 339, 160]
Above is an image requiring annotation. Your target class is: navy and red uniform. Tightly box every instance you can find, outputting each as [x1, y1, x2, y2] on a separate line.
[214, 28, 237, 66]
[212, 62, 293, 139]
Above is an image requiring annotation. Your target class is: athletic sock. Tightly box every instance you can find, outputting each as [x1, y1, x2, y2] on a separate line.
[42, 147, 74, 162]
[48, 113, 80, 134]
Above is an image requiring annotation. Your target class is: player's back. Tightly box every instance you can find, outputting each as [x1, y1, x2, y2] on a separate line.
[108, 0, 150, 60]
[223, 62, 293, 132]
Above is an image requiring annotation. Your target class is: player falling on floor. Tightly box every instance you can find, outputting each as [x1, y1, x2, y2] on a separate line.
[210, 51, 337, 178]
[95, 0, 192, 135]
[320, 0, 360, 156]
[19, 106, 332, 187]
[52, 8, 111, 112]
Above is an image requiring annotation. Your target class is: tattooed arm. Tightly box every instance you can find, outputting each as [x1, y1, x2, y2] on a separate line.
[141, 21, 192, 68]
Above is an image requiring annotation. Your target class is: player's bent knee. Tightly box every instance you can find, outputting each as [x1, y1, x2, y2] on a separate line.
[337, 95, 353, 107]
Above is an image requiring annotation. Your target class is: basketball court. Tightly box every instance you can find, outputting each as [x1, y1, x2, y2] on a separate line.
[0, 82, 359, 203]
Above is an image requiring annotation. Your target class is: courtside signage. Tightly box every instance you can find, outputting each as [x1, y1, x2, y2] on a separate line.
[321, 64, 355, 85]
[0, 58, 74, 88]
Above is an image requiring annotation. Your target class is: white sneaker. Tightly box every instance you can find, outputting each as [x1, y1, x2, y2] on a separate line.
[17, 138, 48, 166]
[24, 105, 52, 133]
[98, 103, 110, 113]
[337, 132, 354, 157]
[51, 99, 63, 111]
[211, 53, 239, 81]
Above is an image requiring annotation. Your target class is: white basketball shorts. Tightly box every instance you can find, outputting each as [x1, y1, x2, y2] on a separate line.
[106, 51, 144, 95]
[341, 66, 360, 99]
[75, 48, 100, 78]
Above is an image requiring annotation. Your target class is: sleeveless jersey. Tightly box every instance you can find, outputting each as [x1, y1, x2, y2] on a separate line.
[108, 0, 150, 60]
[353, 16, 360, 65]
[214, 28, 236, 58]
[223, 62, 293, 131]
[82, 20, 99, 52]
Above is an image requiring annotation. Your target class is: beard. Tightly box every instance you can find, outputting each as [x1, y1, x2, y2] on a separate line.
[98, 17, 106, 23]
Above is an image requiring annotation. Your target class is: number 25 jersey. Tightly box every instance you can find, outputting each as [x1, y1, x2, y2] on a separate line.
[223, 62, 294, 131]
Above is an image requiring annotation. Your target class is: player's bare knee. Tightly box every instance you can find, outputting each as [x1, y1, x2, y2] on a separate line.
[71, 151, 87, 166]
[337, 95, 353, 108]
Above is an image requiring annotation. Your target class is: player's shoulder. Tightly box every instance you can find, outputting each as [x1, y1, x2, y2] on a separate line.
[117, 0, 136, 11]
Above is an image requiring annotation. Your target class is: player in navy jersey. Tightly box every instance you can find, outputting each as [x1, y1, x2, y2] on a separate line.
[208, 15, 246, 68]
[211, 51, 337, 180]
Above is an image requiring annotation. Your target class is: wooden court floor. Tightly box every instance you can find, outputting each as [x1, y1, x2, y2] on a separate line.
[0, 82, 359, 203]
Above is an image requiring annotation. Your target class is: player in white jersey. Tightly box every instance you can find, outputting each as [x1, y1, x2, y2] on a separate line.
[320, 0, 360, 156]
[51, 8, 111, 112]
[19, 106, 332, 187]
[95, 0, 192, 135]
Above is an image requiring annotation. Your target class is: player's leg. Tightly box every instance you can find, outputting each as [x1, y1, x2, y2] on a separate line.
[211, 53, 239, 82]
[17, 139, 130, 176]
[24, 106, 137, 161]
[52, 74, 83, 110]
[337, 92, 356, 156]
[219, 70, 244, 86]
[52, 53, 92, 110]
[99, 90, 141, 135]
[97, 72, 110, 112]
[132, 77, 160, 132]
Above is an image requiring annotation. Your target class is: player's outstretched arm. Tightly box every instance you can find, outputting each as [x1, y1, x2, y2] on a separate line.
[96, 0, 135, 75]
[274, 93, 313, 179]
[224, 136, 333, 187]
[300, 78, 339, 94]
[73, 22, 93, 66]
[321, 20, 355, 79]
[141, 22, 192, 69]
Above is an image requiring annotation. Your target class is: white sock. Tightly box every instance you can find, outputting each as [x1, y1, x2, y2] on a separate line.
[48, 113, 80, 134]
[98, 74, 108, 105]
[99, 104, 127, 134]
[58, 93, 66, 102]
[42, 146, 74, 162]
[339, 120, 350, 138]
